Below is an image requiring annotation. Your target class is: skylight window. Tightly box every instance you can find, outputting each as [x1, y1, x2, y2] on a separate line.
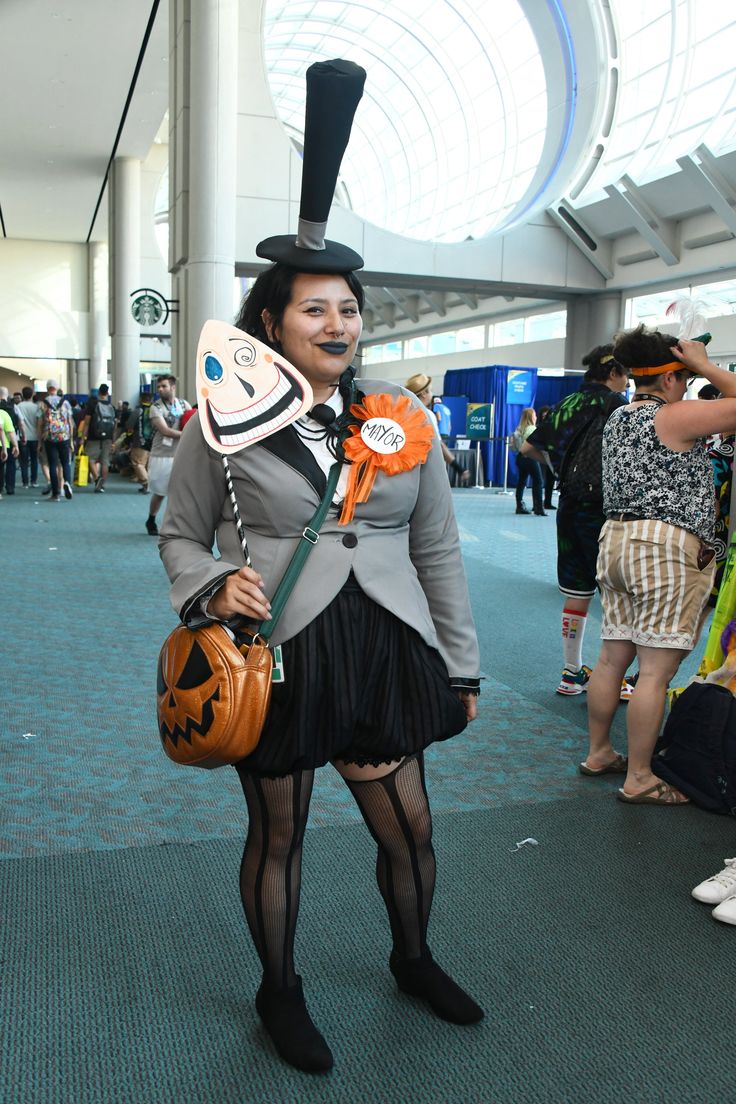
[263, 0, 548, 242]
[576, 2, 736, 202]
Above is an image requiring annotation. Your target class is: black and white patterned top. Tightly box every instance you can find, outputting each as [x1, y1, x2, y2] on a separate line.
[602, 402, 715, 542]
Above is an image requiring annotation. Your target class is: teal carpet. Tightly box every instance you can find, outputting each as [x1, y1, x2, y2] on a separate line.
[1, 479, 730, 1102]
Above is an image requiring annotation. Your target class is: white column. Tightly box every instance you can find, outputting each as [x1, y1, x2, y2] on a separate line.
[110, 157, 142, 405]
[88, 241, 109, 391]
[77, 360, 90, 396]
[169, 0, 237, 401]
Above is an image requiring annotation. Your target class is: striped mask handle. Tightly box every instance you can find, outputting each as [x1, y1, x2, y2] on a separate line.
[221, 456, 252, 568]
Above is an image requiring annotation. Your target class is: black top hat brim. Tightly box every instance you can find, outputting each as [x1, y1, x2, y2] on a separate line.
[256, 235, 364, 273]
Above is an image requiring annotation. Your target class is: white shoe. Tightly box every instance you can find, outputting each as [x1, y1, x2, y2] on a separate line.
[712, 892, 736, 925]
[692, 858, 736, 903]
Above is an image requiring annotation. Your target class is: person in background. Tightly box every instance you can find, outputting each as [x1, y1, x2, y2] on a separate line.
[38, 380, 74, 502]
[17, 386, 40, 488]
[145, 375, 190, 535]
[0, 401, 20, 500]
[512, 408, 545, 516]
[80, 383, 117, 492]
[522, 346, 630, 696]
[584, 330, 736, 802]
[405, 374, 470, 484]
[0, 386, 22, 495]
[536, 406, 557, 510]
[432, 395, 452, 440]
[124, 392, 154, 494]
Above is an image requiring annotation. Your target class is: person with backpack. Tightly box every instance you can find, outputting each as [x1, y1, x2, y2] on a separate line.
[124, 392, 154, 494]
[0, 386, 22, 495]
[39, 380, 74, 501]
[80, 383, 117, 492]
[522, 346, 630, 695]
[0, 400, 20, 500]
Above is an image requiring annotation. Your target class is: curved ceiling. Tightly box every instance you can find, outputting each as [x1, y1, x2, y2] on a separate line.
[263, 0, 736, 245]
[263, 0, 550, 242]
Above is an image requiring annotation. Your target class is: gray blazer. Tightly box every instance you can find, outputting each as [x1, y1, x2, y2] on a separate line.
[159, 379, 480, 681]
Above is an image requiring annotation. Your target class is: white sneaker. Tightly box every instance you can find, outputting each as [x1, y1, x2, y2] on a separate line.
[692, 858, 736, 904]
[712, 893, 736, 925]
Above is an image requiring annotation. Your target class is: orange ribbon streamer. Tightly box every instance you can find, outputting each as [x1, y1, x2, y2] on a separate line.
[338, 393, 435, 525]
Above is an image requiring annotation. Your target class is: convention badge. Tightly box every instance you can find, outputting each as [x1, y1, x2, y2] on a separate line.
[271, 644, 285, 685]
[196, 321, 313, 454]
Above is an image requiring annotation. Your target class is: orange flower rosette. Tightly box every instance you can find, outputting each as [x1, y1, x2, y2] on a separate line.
[339, 393, 435, 525]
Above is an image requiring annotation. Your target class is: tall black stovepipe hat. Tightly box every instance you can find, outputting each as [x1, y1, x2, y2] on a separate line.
[256, 58, 366, 272]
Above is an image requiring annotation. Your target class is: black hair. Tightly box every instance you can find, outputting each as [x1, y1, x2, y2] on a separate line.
[21, 386, 33, 400]
[234, 262, 365, 349]
[581, 344, 626, 383]
[612, 324, 680, 384]
[698, 384, 720, 400]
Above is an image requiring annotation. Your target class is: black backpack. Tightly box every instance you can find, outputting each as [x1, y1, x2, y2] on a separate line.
[559, 392, 622, 502]
[0, 399, 20, 433]
[90, 398, 117, 439]
[652, 682, 736, 815]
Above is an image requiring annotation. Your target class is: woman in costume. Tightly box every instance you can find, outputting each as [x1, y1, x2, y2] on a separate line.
[584, 327, 736, 803]
[158, 60, 482, 1073]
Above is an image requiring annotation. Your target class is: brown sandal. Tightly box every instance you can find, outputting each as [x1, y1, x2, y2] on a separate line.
[617, 780, 689, 805]
[579, 754, 628, 777]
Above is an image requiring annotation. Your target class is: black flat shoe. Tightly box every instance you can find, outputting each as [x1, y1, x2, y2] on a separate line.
[256, 976, 333, 1072]
[533, 509, 547, 516]
[515, 505, 530, 515]
[390, 949, 484, 1025]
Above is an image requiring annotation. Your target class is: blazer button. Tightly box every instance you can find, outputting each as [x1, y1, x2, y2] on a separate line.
[342, 533, 358, 548]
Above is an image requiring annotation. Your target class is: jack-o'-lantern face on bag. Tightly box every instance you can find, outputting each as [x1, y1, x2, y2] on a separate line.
[156, 623, 273, 768]
[157, 633, 224, 753]
[196, 321, 313, 454]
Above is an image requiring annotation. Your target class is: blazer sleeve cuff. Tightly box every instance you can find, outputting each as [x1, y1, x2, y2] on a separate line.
[179, 570, 238, 627]
[449, 676, 481, 695]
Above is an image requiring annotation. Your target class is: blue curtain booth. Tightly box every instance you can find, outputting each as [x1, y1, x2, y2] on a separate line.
[535, 375, 580, 410]
[442, 368, 582, 485]
[442, 366, 536, 485]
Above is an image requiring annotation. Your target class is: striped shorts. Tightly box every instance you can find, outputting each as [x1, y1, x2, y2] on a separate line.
[597, 518, 715, 650]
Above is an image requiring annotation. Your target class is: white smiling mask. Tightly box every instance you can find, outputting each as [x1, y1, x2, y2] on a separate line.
[196, 321, 314, 454]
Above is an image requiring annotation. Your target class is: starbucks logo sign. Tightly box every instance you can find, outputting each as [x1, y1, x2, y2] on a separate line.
[130, 288, 170, 328]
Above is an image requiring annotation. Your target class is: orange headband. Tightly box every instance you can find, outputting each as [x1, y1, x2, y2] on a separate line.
[631, 361, 682, 377]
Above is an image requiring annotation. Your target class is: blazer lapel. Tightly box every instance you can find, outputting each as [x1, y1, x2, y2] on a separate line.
[259, 425, 327, 499]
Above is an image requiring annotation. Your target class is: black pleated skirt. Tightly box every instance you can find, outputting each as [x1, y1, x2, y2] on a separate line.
[234, 573, 468, 777]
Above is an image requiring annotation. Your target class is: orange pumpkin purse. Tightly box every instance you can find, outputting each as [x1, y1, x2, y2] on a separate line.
[156, 456, 341, 768]
[157, 624, 273, 768]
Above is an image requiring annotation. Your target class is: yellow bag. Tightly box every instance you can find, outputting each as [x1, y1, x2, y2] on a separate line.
[73, 446, 89, 487]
